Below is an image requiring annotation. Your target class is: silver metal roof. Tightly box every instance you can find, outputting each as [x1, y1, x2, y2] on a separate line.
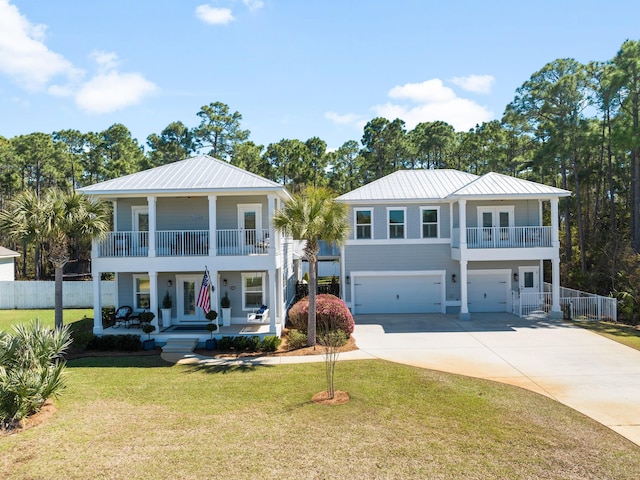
[337, 169, 571, 202]
[336, 169, 479, 202]
[451, 172, 571, 198]
[78, 155, 290, 198]
[0, 246, 20, 258]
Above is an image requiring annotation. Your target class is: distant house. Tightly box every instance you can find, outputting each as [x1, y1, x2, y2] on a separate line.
[336, 169, 571, 319]
[0, 247, 20, 281]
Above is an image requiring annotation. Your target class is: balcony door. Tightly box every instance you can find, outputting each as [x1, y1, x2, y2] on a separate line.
[175, 274, 207, 323]
[477, 207, 513, 245]
[132, 206, 149, 254]
[238, 204, 262, 251]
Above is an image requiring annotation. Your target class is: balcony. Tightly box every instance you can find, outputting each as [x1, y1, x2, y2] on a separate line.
[452, 226, 552, 249]
[98, 229, 271, 257]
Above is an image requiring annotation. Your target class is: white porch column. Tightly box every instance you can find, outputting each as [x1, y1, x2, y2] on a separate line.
[208, 195, 217, 256]
[340, 245, 346, 301]
[550, 197, 559, 247]
[539, 259, 544, 293]
[149, 271, 159, 329]
[112, 200, 118, 230]
[449, 202, 454, 239]
[459, 260, 470, 320]
[93, 272, 103, 335]
[268, 268, 277, 332]
[147, 196, 156, 257]
[268, 194, 276, 255]
[459, 199, 467, 248]
[551, 258, 562, 318]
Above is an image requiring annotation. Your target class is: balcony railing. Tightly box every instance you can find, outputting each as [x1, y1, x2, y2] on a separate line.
[98, 229, 271, 257]
[452, 226, 552, 249]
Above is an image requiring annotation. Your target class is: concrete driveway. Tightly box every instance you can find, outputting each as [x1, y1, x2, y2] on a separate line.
[352, 313, 640, 446]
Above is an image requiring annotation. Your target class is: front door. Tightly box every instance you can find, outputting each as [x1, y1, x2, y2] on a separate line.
[518, 266, 540, 308]
[175, 274, 207, 323]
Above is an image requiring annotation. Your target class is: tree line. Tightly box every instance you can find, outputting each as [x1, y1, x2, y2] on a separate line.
[3, 40, 640, 321]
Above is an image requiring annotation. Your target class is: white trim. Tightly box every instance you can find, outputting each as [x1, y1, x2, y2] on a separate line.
[386, 207, 407, 239]
[350, 270, 446, 314]
[241, 272, 266, 311]
[237, 203, 263, 231]
[420, 205, 440, 239]
[175, 274, 206, 323]
[518, 265, 540, 292]
[354, 207, 374, 240]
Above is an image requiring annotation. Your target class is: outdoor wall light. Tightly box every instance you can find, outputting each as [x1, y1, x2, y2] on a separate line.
[513, 273, 519, 282]
[346, 276, 350, 285]
[167, 280, 173, 287]
[223, 278, 228, 286]
[452, 274, 457, 283]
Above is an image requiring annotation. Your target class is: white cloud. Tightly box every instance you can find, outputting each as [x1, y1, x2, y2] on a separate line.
[75, 71, 157, 114]
[242, 0, 264, 11]
[325, 112, 364, 125]
[90, 50, 120, 71]
[327, 77, 494, 132]
[0, 0, 82, 91]
[450, 74, 495, 94]
[196, 5, 234, 25]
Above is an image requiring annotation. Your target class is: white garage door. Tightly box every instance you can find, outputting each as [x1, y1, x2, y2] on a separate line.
[353, 273, 444, 314]
[467, 271, 509, 312]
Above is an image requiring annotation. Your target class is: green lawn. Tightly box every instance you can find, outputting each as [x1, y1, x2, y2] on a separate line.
[0, 308, 94, 331]
[1, 357, 639, 479]
[574, 320, 640, 351]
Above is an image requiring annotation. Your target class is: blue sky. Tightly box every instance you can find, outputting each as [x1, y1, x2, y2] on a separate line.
[2, 0, 640, 151]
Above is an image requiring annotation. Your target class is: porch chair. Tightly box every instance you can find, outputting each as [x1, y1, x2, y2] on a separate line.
[247, 305, 269, 323]
[113, 306, 133, 328]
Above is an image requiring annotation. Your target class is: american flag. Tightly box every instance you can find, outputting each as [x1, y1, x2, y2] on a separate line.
[196, 270, 211, 314]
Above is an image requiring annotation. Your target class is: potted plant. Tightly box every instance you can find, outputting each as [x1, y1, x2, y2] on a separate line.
[220, 291, 232, 327]
[142, 323, 156, 350]
[161, 290, 172, 328]
[205, 310, 218, 350]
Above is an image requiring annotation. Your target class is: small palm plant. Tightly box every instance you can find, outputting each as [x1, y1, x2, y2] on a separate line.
[0, 320, 71, 429]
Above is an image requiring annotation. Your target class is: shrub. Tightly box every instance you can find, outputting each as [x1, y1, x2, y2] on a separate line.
[86, 334, 141, 352]
[286, 329, 308, 350]
[102, 307, 115, 327]
[288, 294, 354, 336]
[259, 336, 282, 352]
[318, 328, 348, 348]
[0, 320, 71, 427]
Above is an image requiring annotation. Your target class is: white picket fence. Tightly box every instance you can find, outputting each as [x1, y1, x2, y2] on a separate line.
[0, 281, 115, 309]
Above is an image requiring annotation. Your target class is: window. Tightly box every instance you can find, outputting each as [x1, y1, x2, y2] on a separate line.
[388, 208, 406, 239]
[242, 272, 265, 310]
[524, 271, 534, 288]
[421, 207, 439, 238]
[133, 275, 150, 310]
[355, 209, 372, 239]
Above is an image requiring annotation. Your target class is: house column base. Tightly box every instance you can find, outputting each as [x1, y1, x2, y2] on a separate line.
[459, 312, 471, 321]
[549, 310, 563, 320]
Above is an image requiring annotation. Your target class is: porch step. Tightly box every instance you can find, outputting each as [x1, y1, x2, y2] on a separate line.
[161, 336, 200, 353]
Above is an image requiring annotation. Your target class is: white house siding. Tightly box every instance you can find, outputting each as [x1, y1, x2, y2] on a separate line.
[0, 258, 14, 281]
[0, 281, 115, 309]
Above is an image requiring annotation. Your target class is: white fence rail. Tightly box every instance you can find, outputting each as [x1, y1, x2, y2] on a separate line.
[0, 281, 115, 309]
[513, 284, 617, 321]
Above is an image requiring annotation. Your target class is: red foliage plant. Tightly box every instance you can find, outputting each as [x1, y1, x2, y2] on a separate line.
[288, 294, 354, 335]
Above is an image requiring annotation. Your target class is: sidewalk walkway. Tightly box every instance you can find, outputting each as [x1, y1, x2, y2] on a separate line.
[162, 313, 640, 447]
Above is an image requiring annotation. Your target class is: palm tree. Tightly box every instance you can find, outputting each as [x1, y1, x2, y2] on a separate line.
[273, 187, 350, 346]
[0, 189, 110, 329]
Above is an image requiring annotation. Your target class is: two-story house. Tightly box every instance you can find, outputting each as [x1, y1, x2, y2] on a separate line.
[79, 155, 294, 339]
[336, 169, 571, 319]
